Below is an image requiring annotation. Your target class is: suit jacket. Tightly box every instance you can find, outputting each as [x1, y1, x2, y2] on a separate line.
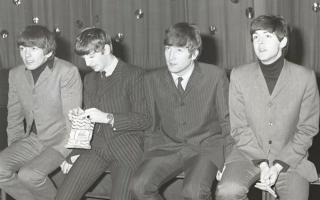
[227, 60, 319, 181]
[83, 60, 150, 149]
[7, 57, 83, 157]
[144, 62, 231, 169]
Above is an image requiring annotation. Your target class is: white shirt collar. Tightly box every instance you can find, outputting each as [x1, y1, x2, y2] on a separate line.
[103, 57, 118, 77]
[171, 64, 194, 90]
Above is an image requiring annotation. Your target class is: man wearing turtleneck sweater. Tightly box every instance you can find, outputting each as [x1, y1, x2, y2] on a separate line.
[0, 25, 82, 200]
[216, 15, 319, 200]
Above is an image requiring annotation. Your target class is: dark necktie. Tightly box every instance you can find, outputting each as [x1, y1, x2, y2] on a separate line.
[177, 77, 184, 95]
[100, 71, 106, 78]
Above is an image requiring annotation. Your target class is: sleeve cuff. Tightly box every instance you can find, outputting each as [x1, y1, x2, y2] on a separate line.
[273, 160, 289, 172]
[252, 159, 269, 167]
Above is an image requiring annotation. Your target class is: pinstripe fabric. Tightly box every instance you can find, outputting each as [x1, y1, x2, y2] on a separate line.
[144, 62, 231, 169]
[131, 62, 231, 200]
[56, 60, 150, 200]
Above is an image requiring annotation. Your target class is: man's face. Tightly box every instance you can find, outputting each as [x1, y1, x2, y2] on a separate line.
[19, 46, 50, 70]
[82, 51, 106, 72]
[164, 45, 196, 76]
[252, 30, 286, 65]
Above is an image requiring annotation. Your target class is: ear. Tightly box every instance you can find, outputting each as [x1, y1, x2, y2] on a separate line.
[45, 51, 53, 59]
[191, 49, 199, 60]
[103, 44, 111, 55]
[280, 37, 288, 49]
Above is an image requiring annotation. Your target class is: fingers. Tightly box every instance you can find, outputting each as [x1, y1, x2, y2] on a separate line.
[254, 182, 277, 198]
[70, 155, 80, 163]
[60, 161, 72, 174]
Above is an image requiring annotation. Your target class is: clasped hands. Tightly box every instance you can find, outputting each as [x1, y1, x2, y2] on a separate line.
[68, 107, 113, 124]
[255, 162, 282, 198]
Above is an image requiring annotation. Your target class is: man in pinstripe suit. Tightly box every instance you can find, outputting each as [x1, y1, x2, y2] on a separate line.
[55, 27, 151, 200]
[131, 22, 232, 200]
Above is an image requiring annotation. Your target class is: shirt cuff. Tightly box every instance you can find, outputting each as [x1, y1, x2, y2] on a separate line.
[252, 159, 269, 167]
[273, 160, 289, 172]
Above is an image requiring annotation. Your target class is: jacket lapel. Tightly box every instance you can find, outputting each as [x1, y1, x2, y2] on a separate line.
[270, 60, 290, 99]
[184, 63, 202, 96]
[95, 60, 123, 104]
[35, 66, 52, 88]
[163, 69, 180, 96]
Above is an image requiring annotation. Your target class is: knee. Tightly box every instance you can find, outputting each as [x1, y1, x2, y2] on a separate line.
[18, 167, 46, 187]
[182, 181, 212, 200]
[130, 172, 158, 198]
[215, 181, 248, 200]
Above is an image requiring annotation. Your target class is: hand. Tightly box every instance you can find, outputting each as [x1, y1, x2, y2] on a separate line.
[216, 165, 226, 181]
[259, 162, 270, 186]
[68, 107, 85, 121]
[84, 108, 112, 124]
[60, 155, 80, 174]
[254, 182, 277, 198]
[267, 164, 282, 186]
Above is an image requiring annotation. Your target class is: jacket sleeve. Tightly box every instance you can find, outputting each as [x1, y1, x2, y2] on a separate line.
[7, 70, 25, 145]
[215, 69, 233, 157]
[229, 68, 266, 161]
[276, 70, 319, 168]
[112, 70, 151, 132]
[52, 66, 83, 157]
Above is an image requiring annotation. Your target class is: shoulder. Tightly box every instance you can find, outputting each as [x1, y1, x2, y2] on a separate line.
[230, 62, 257, 79]
[285, 60, 315, 78]
[196, 62, 228, 80]
[118, 60, 144, 76]
[144, 67, 166, 82]
[9, 65, 25, 80]
[53, 57, 79, 74]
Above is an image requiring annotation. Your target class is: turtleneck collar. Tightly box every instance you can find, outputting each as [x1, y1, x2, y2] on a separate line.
[259, 55, 284, 78]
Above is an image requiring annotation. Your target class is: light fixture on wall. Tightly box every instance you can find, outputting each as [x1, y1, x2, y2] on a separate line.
[114, 33, 124, 42]
[55, 27, 61, 36]
[135, 9, 144, 19]
[245, 7, 254, 19]
[13, 0, 21, 6]
[33, 17, 39, 24]
[209, 25, 217, 35]
[312, 2, 320, 12]
[0, 30, 9, 39]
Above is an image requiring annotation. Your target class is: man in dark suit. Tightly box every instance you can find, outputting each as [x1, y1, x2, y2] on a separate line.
[0, 25, 82, 200]
[55, 27, 151, 200]
[215, 15, 319, 200]
[131, 22, 232, 200]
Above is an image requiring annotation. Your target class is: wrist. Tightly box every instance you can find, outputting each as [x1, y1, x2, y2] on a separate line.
[106, 113, 114, 125]
[274, 163, 283, 173]
[259, 162, 269, 169]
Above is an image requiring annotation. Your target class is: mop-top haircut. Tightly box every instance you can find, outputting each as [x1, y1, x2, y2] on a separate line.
[164, 22, 202, 58]
[17, 25, 56, 55]
[75, 27, 113, 56]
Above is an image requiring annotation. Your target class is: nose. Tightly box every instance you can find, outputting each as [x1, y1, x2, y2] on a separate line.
[167, 48, 175, 60]
[23, 48, 32, 58]
[84, 58, 91, 66]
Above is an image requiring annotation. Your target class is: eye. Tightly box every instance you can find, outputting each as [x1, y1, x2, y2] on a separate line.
[19, 46, 25, 51]
[252, 35, 258, 40]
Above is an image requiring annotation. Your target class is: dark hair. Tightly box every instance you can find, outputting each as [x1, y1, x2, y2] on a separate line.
[74, 27, 113, 56]
[164, 22, 202, 57]
[17, 25, 56, 55]
[250, 15, 289, 54]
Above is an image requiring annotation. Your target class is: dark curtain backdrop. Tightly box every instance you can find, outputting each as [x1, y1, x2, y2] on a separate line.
[0, 0, 319, 72]
[0, 0, 255, 71]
